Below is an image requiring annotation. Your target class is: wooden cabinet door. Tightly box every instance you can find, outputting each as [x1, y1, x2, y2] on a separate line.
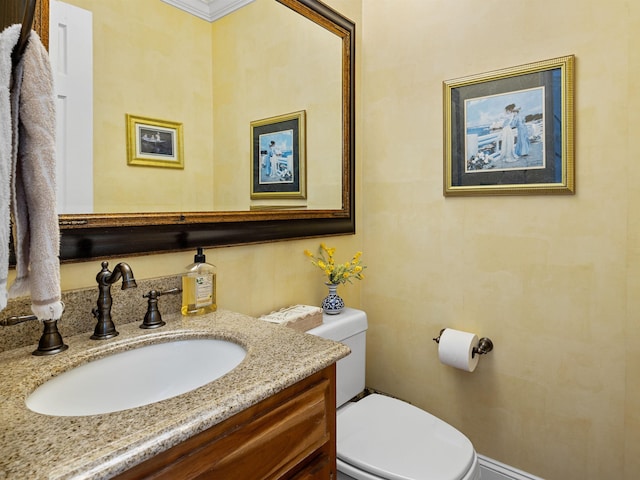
[116, 366, 337, 480]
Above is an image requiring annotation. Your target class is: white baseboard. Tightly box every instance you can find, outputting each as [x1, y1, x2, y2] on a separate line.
[478, 454, 545, 480]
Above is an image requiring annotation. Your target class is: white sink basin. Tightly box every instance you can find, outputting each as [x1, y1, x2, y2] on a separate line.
[26, 338, 246, 416]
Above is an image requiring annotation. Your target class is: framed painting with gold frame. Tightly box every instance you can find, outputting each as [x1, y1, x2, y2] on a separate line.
[443, 55, 575, 196]
[126, 114, 184, 169]
[250, 110, 306, 200]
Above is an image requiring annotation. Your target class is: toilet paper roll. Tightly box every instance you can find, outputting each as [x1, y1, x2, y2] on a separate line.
[438, 328, 480, 372]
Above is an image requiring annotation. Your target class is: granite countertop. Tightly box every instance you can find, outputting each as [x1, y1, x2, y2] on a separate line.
[0, 309, 350, 479]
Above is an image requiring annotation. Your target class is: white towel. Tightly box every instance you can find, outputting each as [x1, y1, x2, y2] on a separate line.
[6, 29, 63, 321]
[0, 24, 21, 312]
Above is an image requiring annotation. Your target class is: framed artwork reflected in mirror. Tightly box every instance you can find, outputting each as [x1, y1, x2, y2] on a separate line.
[251, 110, 306, 200]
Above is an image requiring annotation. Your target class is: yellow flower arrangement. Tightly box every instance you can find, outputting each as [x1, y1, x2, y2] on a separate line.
[304, 243, 366, 285]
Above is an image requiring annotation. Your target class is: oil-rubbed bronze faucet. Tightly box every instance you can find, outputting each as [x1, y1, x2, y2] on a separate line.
[91, 261, 137, 340]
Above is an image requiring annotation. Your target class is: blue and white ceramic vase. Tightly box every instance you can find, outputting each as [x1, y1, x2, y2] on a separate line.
[322, 282, 344, 315]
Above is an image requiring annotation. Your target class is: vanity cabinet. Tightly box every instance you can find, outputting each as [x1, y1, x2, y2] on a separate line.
[114, 365, 337, 480]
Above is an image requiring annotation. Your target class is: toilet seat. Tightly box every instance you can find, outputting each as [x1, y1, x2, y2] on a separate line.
[337, 394, 477, 480]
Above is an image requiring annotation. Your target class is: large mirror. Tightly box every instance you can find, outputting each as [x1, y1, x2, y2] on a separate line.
[37, 0, 355, 261]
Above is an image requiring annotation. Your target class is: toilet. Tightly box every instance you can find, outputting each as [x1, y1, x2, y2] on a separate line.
[309, 308, 481, 480]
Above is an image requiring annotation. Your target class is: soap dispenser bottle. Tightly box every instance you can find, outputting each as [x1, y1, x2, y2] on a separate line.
[181, 247, 217, 316]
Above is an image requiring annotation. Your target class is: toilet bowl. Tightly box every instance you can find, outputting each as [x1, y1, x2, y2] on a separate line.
[309, 308, 480, 480]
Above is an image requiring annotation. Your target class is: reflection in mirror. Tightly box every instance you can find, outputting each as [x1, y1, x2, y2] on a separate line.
[212, 1, 343, 212]
[41, 0, 354, 260]
[54, 0, 342, 214]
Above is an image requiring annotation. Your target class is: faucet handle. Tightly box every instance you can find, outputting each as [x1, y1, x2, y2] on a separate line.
[0, 313, 38, 326]
[1, 306, 68, 356]
[140, 288, 181, 329]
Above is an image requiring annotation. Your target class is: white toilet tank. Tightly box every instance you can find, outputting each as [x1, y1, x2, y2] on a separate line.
[308, 308, 367, 407]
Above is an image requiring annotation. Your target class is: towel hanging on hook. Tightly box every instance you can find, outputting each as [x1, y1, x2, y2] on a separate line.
[6, 21, 63, 321]
[11, 0, 36, 68]
[0, 0, 63, 320]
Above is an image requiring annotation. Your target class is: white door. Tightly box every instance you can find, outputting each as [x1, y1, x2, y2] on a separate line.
[49, 0, 93, 214]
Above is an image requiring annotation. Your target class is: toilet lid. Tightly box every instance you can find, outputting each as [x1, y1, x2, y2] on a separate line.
[337, 394, 475, 480]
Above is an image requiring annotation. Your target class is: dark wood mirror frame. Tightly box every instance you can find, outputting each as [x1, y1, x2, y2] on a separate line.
[29, 0, 355, 262]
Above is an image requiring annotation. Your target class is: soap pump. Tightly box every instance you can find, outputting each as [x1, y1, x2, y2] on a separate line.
[181, 247, 217, 316]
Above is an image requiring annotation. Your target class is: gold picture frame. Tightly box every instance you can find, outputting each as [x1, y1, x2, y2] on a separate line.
[443, 55, 575, 196]
[126, 114, 184, 169]
[250, 110, 306, 200]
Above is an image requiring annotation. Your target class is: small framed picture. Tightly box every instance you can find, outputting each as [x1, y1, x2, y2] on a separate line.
[250, 110, 306, 199]
[126, 114, 184, 169]
[443, 55, 575, 196]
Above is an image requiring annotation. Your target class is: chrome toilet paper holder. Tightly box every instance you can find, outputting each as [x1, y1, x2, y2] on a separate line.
[433, 328, 494, 358]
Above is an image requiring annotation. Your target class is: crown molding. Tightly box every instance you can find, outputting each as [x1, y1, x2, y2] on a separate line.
[161, 0, 255, 22]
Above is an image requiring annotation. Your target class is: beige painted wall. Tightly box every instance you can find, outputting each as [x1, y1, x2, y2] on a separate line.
[360, 1, 639, 479]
